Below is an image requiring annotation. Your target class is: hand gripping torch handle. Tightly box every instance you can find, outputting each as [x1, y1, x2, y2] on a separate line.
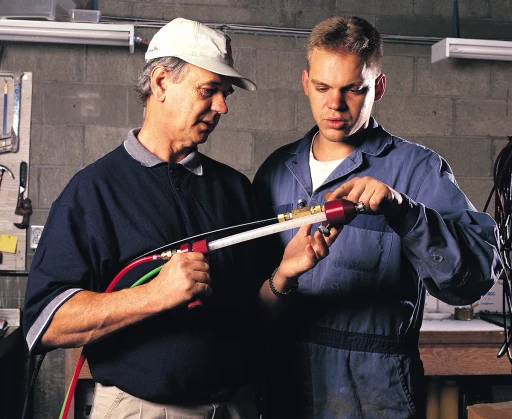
[177, 240, 209, 309]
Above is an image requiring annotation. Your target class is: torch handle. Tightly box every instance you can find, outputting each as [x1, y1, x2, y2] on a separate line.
[178, 239, 209, 309]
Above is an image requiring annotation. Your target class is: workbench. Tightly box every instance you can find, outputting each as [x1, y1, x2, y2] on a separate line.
[419, 319, 511, 375]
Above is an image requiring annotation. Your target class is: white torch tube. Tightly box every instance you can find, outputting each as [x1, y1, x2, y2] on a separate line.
[208, 212, 327, 252]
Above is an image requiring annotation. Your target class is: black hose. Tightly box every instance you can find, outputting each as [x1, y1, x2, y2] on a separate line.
[484, 136, 512, 363]
[21, 352, 46, 419]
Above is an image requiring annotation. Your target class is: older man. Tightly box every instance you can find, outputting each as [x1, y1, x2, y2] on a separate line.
[23, 18, 336, 419]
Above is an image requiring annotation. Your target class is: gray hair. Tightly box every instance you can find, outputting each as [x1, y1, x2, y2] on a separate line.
[135, 56, 189, 105]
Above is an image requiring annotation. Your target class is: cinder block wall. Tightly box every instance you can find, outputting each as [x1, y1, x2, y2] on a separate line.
[0, 0, 511, 417]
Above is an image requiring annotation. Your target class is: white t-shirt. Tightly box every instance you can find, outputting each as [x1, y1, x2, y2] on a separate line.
[309, 133, 344, 191]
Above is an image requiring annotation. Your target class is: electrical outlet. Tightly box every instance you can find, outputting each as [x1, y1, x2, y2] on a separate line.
[30, 225, 44, 249]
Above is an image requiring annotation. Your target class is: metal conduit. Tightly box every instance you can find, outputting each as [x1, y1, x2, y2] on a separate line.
[102, 15, 441, 45]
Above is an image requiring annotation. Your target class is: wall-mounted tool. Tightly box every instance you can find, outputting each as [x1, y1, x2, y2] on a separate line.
[0, 163, 14, 190]
[14, 160, 31, 229]
[0, 72, 22, 154]
[3, 79, 7, 134]
[0, 152, 15, 265]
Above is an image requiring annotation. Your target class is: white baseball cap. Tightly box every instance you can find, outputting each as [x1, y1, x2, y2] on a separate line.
[145, 18, 256, 91]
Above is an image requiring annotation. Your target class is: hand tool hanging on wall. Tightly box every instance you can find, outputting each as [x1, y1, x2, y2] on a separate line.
[14, 160, 31, 229]
[0, 72, 22, 154]
[2, 79, 7, 135]
[0, 163, 14, 189]
[0, 164, 14, 264]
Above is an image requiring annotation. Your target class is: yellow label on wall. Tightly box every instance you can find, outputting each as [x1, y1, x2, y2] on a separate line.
[0, 234, 18, 253]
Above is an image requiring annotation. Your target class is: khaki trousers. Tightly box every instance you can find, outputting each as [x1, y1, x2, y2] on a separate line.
[90, 383, 260, 419]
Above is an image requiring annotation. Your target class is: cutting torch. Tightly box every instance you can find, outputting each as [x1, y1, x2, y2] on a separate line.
[60, 197, 365, 419]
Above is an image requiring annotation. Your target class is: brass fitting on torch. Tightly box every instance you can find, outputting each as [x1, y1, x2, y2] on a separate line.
[277, 204, 324, 222]
[160, 249, 178, 260]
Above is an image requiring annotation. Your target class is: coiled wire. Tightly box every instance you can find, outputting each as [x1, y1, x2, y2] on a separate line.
[483, 136, 512, 364]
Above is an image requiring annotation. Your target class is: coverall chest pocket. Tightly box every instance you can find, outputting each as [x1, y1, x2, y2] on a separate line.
[324, 218, 394, 293]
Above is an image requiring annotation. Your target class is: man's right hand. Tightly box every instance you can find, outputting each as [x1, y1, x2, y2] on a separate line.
[41, 252, 212, 349]
[147, 252, 211, 310]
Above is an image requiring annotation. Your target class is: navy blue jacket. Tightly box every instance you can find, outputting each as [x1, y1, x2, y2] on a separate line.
[23, 130, 262, 403]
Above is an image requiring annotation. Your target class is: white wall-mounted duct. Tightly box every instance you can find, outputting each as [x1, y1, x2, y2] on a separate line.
[432, 37, 512, 63]
[0, 20, 134, 52]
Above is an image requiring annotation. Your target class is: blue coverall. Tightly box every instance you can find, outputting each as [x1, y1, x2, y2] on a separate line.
[253, 118, 501, 419]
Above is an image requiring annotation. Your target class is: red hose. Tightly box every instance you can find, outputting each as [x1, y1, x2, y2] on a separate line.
[106, 255, 159, 292]
[60, 254, 160, 419]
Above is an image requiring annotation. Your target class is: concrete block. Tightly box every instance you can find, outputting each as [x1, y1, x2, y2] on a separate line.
[414, 0, 490, 18]
[39, 166, 81, 208]
[204, 129, 254, 171]
[29, 209, 49, 228]
[34, 349, 66, 419]
[415, 137, 492, 177]
[256, 50, 306, 91]
[378, 96, 453, 136]
[273, 0, 336, 11]
[297, 11, 375, 29]
[417, 57, 491, 97]
[232, 48, 256, 90]
[43, 82, 129, 126]
[1, 278, 26, 306]
[455, 99, 512, 137]
[26, 250, 34, 269]
[370, 105, 379, 120]
[298, 11, 375, 29]
[0, 298, 24, 309]
[383, 43, 430, 57]
[97, 0, 133, 17]
[3, 43, 84, 82]
[230, 33, 298, 51]
[176, 0, 272, 6]
[30, 124, 83, 166]
[493, 139, 509, 167]
[84, 126, 130, 166]
[492, 0, 512, 20]
[128, 89, 144, 128]
[335, 0, 373, 14]
[456, 178, 495, 213]
[221, 89, 296, 131]
[296, 37, 308, 52]
[30, 82, 44, 125]
[86, 47, 145, 84]
[382, 56, 414, 95]
[253, 130, 304, 170]
[491, 63, 512, 99]
[132, 4, 295, 26]
[375, 0, 413, 15]
[377, 15, 452, 38]
[28, 167, 39, 214]
[460, 19, 512, 41]
[296, 92, 316, 132]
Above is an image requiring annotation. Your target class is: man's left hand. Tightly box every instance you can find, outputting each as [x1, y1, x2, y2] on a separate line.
[277, 223, 340, 282]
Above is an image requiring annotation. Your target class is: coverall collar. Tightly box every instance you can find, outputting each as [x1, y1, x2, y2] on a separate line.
[285, 117, 393, 196]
